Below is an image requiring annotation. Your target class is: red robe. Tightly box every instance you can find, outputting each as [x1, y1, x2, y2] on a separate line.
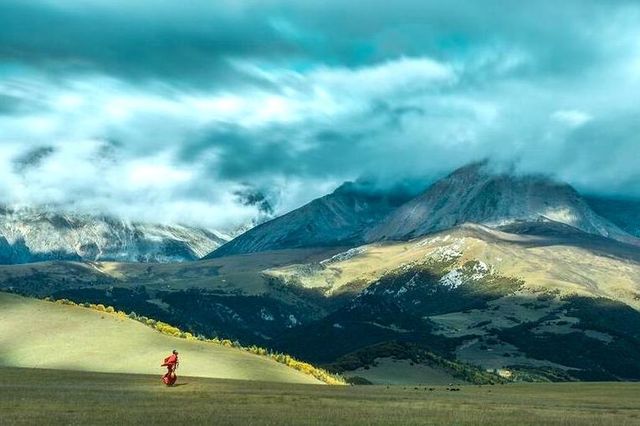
[161, 354, 178, 385]
[162, 354, 178, 368]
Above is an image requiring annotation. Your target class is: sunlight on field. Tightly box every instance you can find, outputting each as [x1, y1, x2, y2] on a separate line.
[267, 225, 640, 308]
[0, 292, 320, 384]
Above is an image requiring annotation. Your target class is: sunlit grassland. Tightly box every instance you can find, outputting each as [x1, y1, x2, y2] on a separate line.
[0, 292, 321, 384]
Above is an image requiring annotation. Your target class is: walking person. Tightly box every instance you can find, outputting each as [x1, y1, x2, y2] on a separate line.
[161, 350, 179, 386]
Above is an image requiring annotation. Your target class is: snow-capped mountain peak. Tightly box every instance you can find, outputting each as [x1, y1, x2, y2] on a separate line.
[0, 206, 230, 264]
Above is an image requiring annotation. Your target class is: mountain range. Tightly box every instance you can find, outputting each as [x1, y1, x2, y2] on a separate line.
[2, 161, 639, 384]
[210, 162, 639, 257]
[3, 162, 636, 264]
[0, 207, 229, 264]
[207, 181, 415, 258]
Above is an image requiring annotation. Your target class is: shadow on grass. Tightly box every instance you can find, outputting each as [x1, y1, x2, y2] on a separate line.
[494, 221, 640, 262]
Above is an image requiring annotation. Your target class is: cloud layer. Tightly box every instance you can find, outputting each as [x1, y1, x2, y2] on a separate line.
[1, 0, 639, 228]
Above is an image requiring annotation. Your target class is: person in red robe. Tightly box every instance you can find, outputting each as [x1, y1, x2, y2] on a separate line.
[161, 350, 179, 386]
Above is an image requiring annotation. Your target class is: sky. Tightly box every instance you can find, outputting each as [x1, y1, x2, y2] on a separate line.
[1, 0, 639, 229]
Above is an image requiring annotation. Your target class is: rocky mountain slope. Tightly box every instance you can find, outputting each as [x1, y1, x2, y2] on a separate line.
[209, 162, 638, 258]
[208, 181, 413, 258]
[267, 224, 640, 380]
[585, 196, 640, 237]
[366, 162, 636, 244]
[0, 207, 229, 263]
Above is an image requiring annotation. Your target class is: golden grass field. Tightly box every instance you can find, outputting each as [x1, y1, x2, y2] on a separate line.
[268, 225, 640, 307]
[0, 292, 320, 384]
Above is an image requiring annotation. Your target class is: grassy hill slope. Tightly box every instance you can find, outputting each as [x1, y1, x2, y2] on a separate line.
[268, 224, 640, 306]
[267, 224, 640, 379]
[0, 292, 321, 384]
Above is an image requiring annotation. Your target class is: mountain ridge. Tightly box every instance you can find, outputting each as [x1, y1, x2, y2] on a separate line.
[366, 162, 636, 244]
[0, 206, 229, 264]
[210, 162, 639, 258]
[207, 181, 414, 258]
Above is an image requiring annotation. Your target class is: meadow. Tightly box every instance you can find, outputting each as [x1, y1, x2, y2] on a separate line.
[1, 367, 639, 425]
[0, 292, 323, 384]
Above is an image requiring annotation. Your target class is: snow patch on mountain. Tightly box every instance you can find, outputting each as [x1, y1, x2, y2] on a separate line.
[424, 240, 465, 262]
[439, 269, 465, 289]
[469, 261, 490, 279]
[0, 206, 229, 264]
[320, 247, 367, 265]
[439, 261, 491, 289]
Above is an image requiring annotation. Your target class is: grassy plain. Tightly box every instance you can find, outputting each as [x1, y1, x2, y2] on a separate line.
[1, 368, 639, 425]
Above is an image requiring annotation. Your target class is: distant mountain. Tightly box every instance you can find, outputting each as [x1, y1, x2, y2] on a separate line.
[0, 207, 229, 264]
[585, 196, 640, 238]
[210, 162, 638, 258]
[366, 162, 637, 245]
[207, 181, 414, 258]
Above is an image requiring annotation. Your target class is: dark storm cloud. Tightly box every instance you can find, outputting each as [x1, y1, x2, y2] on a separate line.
[0, 0, 298, 87]
[540, 114, 640, 196]
[0, 93, 24, 114]
[0, 0, 639, 227]
[0, 0, 628, 86]
[13, 146, 56, 173]
[179, 99, 427, 183]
